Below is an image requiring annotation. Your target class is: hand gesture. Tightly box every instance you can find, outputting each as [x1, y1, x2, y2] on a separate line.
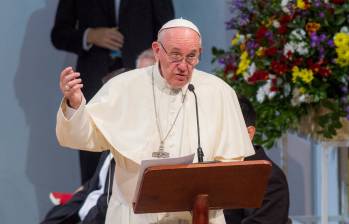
[59, 67, 83, 109]
[87, 27, 124, 51]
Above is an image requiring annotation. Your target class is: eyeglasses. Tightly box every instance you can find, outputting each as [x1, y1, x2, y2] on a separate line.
[158, 41, 199, 65]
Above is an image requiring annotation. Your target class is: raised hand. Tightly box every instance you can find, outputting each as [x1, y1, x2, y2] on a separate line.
[59, 67, 83, 109]
[87, 27, 124, 51]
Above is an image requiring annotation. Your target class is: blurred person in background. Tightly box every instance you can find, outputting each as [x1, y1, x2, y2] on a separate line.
[51, 0, 174, 184]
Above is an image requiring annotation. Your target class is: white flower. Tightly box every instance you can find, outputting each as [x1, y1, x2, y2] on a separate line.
[296, 42, 309, 55]
[283, 41, 308, 56]
[273, 20, 280, 28]
[282, 7, 290, 14]
[281, 0, 291, 13]
[283, 83, 291, 97]
[291, 88, 313, 106]
[281, 0, 290, 7]
[290, 29, 306, 41]
[340, 26, 349, 33]
[256, 79, 276, 103]
[269, 91, 276, 99]
[257, 87, 266, 103]
[299, 95, 306, 102]
[243, 62, 256, 81]
[234, 33, 245, 45]
[226, 72, 234, 80]
[283, 42, 295, 56]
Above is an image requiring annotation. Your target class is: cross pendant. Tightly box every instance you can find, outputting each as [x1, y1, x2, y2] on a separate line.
[152, 141, 170, 158]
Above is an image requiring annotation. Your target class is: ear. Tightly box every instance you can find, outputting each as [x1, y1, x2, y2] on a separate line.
[152, 42, 161, 61]
[247, 126, 256, 141]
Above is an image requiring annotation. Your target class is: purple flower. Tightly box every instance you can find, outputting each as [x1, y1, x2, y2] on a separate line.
[341, 86, 349, 94]
[238, 17, 250, 26]
[246, 40, 258, 57]
[346, 106, 349, 113]
[319, 34, 326, 42]
[319, 12, 325, 18]
[218, 58, 226, 65]
[246, 40, 255, 49]
[328, 39, 335, 47]
[314, 0, 322, 7]
[319, 52, 325, 60]
[340, 96, 348, 104]
[231, 0, 244, 9]
[310, 33, 318, 47]
[266, 31, 273, 38]
[310, 32, 328, 49]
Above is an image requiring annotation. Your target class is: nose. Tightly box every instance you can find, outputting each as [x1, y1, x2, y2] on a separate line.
[177, 60, 188, 72]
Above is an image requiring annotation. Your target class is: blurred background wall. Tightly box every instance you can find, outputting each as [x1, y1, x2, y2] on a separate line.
[0, 0, 338, 223]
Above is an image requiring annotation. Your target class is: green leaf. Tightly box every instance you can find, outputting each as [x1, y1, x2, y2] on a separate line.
[336, 16, 346, 26]
[335, 8, 345, 15]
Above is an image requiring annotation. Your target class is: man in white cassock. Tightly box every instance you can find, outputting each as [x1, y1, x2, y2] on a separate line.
[56, 18, 255, 224]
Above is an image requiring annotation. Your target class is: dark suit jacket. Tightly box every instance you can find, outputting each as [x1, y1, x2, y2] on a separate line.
[51, 0, 174, 100]
[224, 145, 290, 224]
[41, 152, 115, 224]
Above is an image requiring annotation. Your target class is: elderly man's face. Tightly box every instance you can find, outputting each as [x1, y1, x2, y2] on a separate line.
[152, 28, 201, 89]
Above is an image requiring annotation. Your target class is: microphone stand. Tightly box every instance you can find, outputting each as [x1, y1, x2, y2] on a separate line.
[188, 84, 204, 163]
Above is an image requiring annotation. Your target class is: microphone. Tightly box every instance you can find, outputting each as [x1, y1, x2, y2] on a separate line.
[188, 84, 204, 163]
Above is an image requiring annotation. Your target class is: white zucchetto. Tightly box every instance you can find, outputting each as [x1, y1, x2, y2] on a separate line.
[158, 18, 201, 37]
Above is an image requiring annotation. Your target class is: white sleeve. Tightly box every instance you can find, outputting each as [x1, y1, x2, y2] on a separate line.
[65, 105, 77, 119]
[56, 98, 109, 152]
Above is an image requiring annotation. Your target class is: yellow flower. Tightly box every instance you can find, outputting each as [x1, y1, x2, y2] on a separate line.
[336, 47, 349, 59]
[336, 57, 349, 67]
[296, 0, 309, 10]
[334, 32, 349, 47]
[231, 33, 240, 46]
[236, 51, 251, 75]
[292, 66, 300, 83]
[292, 66, 314, 84]
[240, 43, 246, 51]
[256, 47, 265, 57]
[262, 16, 275, 28]
[334, 33, 349, 67]
[299, 87, 306, 94]
[336, 47, 348, 57]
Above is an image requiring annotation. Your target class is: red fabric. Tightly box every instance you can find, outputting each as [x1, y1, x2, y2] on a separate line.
[50, 192, 73, 205]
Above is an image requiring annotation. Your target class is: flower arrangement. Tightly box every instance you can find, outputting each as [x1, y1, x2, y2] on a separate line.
[212, 0, 349, 148]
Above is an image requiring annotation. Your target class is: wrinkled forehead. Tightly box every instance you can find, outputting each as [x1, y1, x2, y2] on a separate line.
[159, 27, 202, 49]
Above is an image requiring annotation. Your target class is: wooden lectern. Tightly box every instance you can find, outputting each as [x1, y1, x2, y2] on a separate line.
[133, 160, 272, 224]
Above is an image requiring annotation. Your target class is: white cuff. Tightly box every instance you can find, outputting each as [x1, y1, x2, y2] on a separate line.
[83, 28, 93, 51]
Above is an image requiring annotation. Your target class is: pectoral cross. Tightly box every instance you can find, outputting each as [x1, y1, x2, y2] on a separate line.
[152, 141, 170, 158]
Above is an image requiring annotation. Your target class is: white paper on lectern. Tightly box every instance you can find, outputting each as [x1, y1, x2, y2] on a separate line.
[133, 153, 195, 203]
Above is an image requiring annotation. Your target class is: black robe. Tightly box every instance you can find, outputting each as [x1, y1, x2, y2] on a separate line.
[41, 152, 114, 224]
[224, 145, 290, 224]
